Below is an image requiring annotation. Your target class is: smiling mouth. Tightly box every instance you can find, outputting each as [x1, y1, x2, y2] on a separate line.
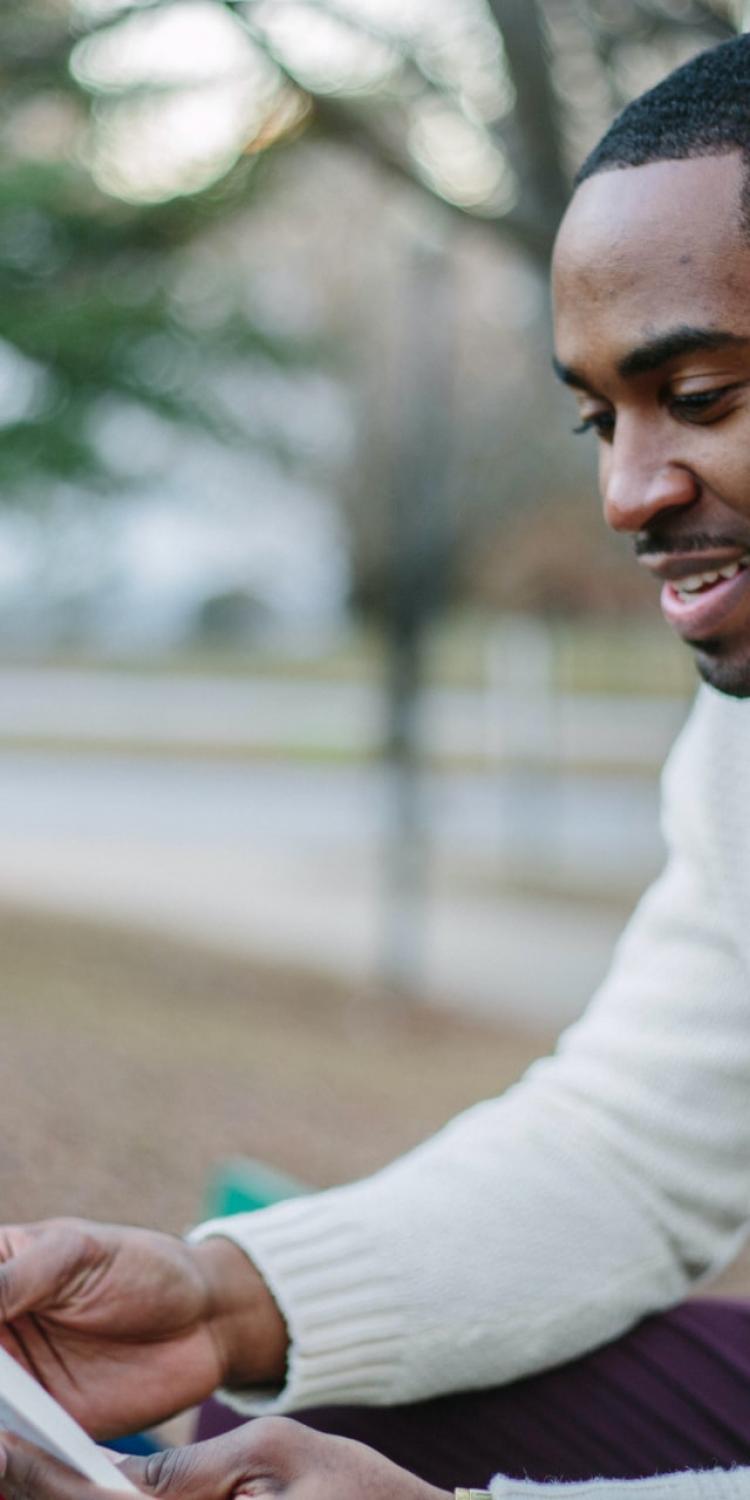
[658, 555, 750, 640]
[670, 555, 750, 602]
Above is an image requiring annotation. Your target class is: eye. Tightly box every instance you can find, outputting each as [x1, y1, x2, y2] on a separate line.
[670, 386, 738, 423]
[573, 409, 614, 440]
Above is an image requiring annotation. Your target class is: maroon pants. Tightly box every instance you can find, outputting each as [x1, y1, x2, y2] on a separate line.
[196, 1299, 750, 1487]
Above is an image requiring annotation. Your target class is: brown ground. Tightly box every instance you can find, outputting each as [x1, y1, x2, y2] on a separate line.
[3, 901, 747, 1300]
[0, 904, 551, 1232]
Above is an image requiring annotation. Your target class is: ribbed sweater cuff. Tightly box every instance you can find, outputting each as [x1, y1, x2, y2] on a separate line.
[489, 1471, 750, 1500]
[188, 1196, 406, 1414]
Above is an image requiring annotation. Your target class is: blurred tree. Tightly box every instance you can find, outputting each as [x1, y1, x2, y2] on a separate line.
[229, 0, 738, 265]
[0, 0, 741, 991]
[208, 0, 741, 673]
[0, 0, 740, 529]
[0, 0, 309, 503]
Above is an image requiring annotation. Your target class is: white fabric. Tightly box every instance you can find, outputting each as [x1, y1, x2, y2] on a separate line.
[488, 1472, 750, 1500]
[191, 684, 750, 1500]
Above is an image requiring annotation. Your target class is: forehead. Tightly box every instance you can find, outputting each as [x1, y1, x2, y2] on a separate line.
[553, 154, 750, 365]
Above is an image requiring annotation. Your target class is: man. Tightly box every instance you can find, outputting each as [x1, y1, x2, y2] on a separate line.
[3, 30, 750, 1500]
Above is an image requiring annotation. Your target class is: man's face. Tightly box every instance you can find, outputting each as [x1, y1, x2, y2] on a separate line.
[553, 151, 750, 697]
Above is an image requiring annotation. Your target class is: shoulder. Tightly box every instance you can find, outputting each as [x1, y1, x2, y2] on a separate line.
[660, 684, 750, 857]
[664, 684, 750, 779]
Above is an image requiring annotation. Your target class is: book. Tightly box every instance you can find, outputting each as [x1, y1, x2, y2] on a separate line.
[0, 1344, 138, 1492]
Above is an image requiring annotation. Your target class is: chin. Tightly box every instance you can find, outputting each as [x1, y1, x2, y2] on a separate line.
[694, 642, 750, 699]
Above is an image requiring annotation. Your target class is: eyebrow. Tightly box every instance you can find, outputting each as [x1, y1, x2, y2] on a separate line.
[552, 325, 750, 391]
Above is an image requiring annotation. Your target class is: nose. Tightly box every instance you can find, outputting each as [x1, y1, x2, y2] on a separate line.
[602, 423, 699, 534]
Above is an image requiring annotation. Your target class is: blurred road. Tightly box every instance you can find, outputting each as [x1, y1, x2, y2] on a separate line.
[0, 747, 668, 1029]
[0, 666, 690, 767]
[0, 666, 693, 1028]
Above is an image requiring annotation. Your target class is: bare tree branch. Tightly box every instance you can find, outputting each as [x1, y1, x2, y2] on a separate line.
[487, 0, 569, 249]
[227, 0, 556, 264]
[307, 90, 554, 263]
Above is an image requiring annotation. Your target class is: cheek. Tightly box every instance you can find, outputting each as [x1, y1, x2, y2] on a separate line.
[692, 435, 750, 514]
[596, 445, 610, 501]
[709, 471, 750, 517]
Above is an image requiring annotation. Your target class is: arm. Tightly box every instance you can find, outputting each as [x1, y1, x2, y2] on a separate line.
[0, 1410, 747, 1500]
[192, 688, 750, 1413]
[0, 692, 746, 1430]
[0, 1421, 450, 1500]
[191, 1237, 287, 1389]
[488, 1473, 750, 1500]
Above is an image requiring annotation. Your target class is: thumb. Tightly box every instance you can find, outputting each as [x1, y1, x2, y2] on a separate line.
[120, 1428, 286, 1500]
[120, 1443, 236, 1500]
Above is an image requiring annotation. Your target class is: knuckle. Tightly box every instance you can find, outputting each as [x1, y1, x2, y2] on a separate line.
[141, 1445, 198, 1496]
[246, 1415, 308, 1471]
[142, 1448, 179, 1492]
[249, 1417, 293, 1454]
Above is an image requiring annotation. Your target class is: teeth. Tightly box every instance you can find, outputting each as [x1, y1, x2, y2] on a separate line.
[678, 571, 718, 593]
[675, 557, 749, 599]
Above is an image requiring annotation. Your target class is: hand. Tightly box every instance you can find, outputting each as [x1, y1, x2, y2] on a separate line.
[0, 1418, 453, 1500]
[0, 1219, 288, 1437]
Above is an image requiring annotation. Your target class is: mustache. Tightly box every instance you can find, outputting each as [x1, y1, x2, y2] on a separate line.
[634, 530, 749, 557]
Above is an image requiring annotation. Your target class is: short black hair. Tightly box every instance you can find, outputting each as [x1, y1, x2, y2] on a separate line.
[576, 33, 750, 223]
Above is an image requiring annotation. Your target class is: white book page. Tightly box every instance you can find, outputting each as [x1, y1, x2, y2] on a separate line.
[0, 1345, 138, 1492]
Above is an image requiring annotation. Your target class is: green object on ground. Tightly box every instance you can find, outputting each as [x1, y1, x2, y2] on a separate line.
[203, 1156, 308, 1217]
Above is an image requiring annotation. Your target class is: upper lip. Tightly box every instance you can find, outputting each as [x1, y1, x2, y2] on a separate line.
[638, 548, 750, 583]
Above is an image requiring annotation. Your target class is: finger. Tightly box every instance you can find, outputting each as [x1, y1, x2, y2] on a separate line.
[0, 1434, 127, 1500]
[0, 1235, 77, 1324]
[119, 1425, 293, 1500]
[0, 1223, 107, 1330]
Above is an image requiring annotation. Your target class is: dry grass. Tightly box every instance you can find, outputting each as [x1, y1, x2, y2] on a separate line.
[0, 904, 551, 1232]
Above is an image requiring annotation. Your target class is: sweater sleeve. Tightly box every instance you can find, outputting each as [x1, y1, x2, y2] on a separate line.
[190, 689, 750, 1415]
[488, 1468, 750, 1500]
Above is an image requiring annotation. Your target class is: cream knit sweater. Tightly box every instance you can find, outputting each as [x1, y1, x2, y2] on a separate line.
[192, 684, 750, 1500]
